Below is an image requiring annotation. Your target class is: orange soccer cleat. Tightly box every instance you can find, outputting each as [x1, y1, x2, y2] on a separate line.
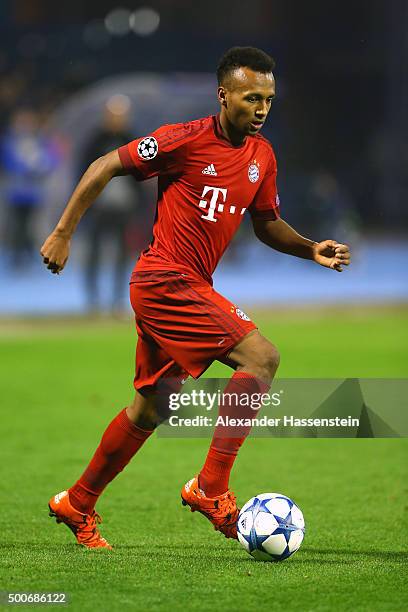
[48, 490, 112, 549]
[181, 476, 239, 539]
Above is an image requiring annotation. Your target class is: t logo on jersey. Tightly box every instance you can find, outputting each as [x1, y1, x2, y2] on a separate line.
[198, 186, 227, 222]
[198, 186, 246, 223]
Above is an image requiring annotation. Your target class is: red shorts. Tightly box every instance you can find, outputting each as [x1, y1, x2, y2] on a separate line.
[129, 270, 257, 392]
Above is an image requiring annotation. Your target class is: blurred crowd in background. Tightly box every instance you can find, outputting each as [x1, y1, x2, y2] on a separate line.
[0, 0, 407, 313]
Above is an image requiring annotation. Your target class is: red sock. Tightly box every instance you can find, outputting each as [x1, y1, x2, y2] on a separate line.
[69, 408, 153, 514]
[199, 372, 270, 497]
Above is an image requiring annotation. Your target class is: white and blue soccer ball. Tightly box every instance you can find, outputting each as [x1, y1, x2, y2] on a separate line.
[237, 493, 305, 562]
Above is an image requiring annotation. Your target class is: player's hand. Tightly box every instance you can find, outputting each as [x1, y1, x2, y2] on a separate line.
[313, 240, 350, 272]
[40, 231, 71, 274]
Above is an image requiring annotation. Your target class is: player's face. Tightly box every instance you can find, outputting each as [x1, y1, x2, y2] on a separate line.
[218, 67, 275, 137]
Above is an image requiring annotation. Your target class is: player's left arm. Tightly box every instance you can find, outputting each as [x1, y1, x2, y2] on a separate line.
[252, 217, 351, 272]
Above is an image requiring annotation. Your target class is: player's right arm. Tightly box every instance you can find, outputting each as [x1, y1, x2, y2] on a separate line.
[40, 150, 125, 274]
[41, 122, 190, 274]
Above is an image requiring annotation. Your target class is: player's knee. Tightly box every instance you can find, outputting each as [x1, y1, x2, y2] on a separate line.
[127, 393, 160, 430]
[264, 343, 280, 371]
[255, 343, 280, 379]
[239, 339, 280, 382]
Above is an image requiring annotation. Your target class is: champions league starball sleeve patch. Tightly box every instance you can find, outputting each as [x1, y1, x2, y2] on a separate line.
[137, 136, 159, 160]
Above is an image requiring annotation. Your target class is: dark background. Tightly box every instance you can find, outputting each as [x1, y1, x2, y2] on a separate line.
[0, 0, 407, 313]
[1, 0, 406, 227]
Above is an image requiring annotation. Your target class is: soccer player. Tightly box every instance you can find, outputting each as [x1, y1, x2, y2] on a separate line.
[41, 47, 350, 548]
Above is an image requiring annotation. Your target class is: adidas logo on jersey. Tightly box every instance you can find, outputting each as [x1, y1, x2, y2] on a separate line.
[202, 163, 217, 176]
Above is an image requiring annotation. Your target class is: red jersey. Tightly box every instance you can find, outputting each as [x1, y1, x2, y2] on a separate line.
[118, 114, 280, 285]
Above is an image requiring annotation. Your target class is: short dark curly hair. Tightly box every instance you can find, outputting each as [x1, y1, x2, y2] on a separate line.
[217, 46, 275, 86]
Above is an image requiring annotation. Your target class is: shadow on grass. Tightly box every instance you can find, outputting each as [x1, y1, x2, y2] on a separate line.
[2, 543, 406, 567]
[116, 544, 408, 566]
[300, 547, 408, 562]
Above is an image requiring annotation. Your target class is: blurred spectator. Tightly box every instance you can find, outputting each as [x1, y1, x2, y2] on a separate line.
[79, 95, 142, 313]
[306, 170, 361, 244]
[0, 108, 59, 268]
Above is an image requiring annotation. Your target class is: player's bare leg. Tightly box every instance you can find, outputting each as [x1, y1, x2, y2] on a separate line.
[221, 329, 280, 383]
[126, 390, 162, 429]
[182, 330, 279, 539]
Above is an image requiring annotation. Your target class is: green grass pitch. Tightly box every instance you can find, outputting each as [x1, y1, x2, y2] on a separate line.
[0, 306, 407, 611]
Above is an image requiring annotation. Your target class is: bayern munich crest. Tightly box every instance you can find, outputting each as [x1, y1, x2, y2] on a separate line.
[248, 161, 260, 183]
[137, 136, 158, 160]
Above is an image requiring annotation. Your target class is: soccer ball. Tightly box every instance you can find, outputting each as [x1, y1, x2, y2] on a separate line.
[237, 493, 305, 562]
